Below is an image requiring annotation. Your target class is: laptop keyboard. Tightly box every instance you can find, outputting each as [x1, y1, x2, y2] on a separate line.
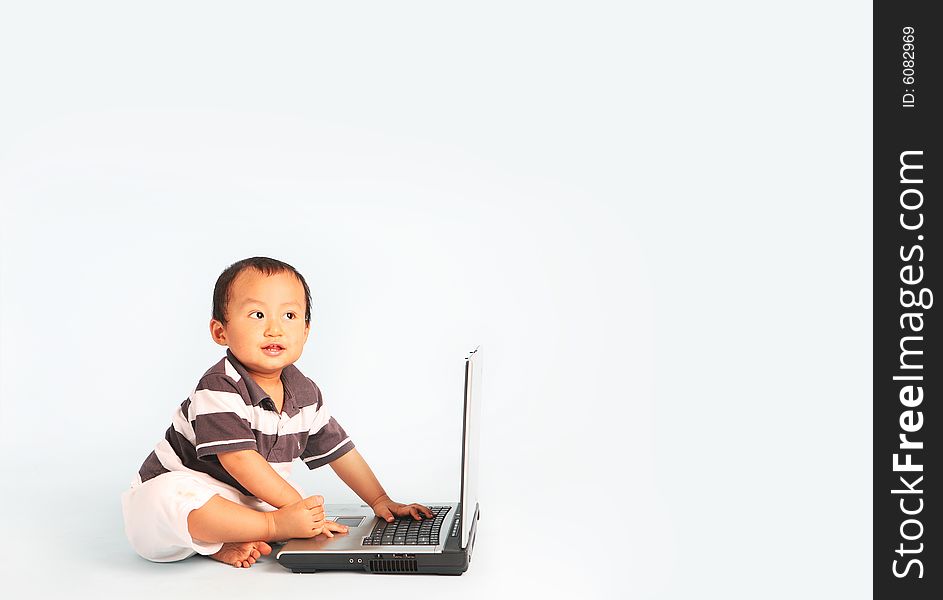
[362, 505, 451, 546]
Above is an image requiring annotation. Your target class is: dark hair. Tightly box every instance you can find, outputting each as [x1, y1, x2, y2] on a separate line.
[212, 257, 312, 326]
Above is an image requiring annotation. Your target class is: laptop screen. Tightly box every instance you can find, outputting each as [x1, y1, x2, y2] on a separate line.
[460, 346, 482, 549]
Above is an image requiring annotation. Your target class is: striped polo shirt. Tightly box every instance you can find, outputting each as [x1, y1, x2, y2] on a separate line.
[137, 348, 355, 496]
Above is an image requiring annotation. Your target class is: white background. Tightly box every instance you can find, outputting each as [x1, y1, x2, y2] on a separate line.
[0, 1, 871, 598]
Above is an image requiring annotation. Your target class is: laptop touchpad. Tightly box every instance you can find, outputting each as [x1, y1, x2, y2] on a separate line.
[334, 516, 366, 527]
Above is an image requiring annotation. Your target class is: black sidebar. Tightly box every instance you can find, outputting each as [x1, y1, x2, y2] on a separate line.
[874, 3, 940, 597]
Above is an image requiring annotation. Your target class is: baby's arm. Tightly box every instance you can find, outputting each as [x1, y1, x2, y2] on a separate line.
[218, 449, 304, 508]
[329, 448, 434, 522]
[217, 450, 349, 539]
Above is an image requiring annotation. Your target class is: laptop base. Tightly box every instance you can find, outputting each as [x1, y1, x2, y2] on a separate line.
[277, 505, 478, 575]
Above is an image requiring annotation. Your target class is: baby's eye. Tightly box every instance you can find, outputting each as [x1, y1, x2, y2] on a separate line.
[250, 311, 264, 319]
[284, 312, 296, 320]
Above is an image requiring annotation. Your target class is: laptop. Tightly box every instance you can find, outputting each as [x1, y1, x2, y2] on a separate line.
[276, 346, 482, 575]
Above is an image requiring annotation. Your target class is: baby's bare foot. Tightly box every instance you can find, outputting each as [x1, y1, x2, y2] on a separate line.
[271, 495, 325, 539]
[210, 541, 272, 568]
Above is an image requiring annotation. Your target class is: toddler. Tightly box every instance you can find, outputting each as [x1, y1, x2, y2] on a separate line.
[121, 257, 432, 567]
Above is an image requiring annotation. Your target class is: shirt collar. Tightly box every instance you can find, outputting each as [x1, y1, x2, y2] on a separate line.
[225, 348, 304, 417]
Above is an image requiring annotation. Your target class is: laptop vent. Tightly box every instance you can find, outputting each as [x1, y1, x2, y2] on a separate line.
[369, 559, 418, 573]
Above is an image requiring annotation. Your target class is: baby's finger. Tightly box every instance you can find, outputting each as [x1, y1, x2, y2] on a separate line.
[324, 519, 350, 534]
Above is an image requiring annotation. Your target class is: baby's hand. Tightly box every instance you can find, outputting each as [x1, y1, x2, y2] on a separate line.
[372, 496, 434, 522]
[315, 519, 350, 538]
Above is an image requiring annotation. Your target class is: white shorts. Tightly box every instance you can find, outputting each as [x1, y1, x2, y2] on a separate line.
[120, 470, 305, 563]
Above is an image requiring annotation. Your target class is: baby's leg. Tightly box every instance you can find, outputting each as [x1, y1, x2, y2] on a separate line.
[186, 494, 272, 543]
[187, 495, 325, 568]
[188, 493, 327, 543]
[184, 495, 277, 569]
[122, 472, 324, 567]
[122, 472, 242, 562]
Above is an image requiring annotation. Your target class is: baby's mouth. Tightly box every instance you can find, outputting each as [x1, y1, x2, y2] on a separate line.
[262, 344, 285, 355]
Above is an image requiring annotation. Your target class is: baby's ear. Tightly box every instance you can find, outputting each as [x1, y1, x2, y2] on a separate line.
[209, 319, 228, 345]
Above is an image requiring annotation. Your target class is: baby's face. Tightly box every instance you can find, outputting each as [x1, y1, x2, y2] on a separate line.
[210, 269, 310, 381]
